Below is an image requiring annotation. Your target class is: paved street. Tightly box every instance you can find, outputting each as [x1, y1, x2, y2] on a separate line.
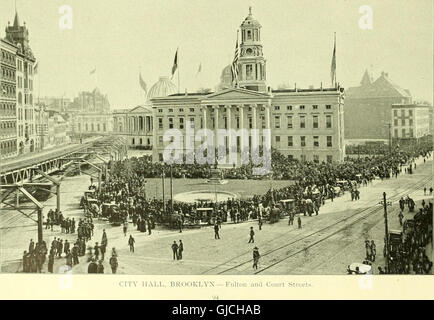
[1, 155, 431, 275]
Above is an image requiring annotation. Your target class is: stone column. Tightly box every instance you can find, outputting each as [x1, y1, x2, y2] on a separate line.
[201, 106, 207, 131]
[239, 105, 244, 154]
[251, 104, 257, 130]
[265, 102, 271, 129]
[213, 105, 219, 160]
[152, 110, 157, 158]
[226, 105, 232, 157]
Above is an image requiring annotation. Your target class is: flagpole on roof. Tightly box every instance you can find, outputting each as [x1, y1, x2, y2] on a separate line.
[177, 47, 180, 94]
[334, 32, 337, 87]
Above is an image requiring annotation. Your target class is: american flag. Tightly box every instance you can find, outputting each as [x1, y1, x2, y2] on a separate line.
[231, 33, 240, 86]
[330, 33, 336, 86]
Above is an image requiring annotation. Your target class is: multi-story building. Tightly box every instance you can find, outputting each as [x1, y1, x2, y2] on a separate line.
[112, 76, 177, 149]
[151, 8, 345, 165]
[345, 70, 412, 142]
[5, 11, 37, 154]
[0, 37, 18, 159]
[391, 103, 431, 141]
[68, 88, 112, 137]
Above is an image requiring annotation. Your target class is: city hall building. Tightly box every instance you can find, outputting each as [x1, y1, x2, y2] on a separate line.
[151, 9, 345, 165]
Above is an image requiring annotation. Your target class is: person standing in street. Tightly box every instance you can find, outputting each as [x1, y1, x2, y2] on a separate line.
[87, 259, 98, 273]
[370, 240, 376, 262]
[248, 227, 255, 243]
[123, 222, 128, 237]
[171, 241, 179, 260]
[258, 217, 263, 231]
[109, 254, 118, 274]
[178, 240, 184, 260]
[252, 247, 260, 270]
[94, 242, 100, 260]
[214, 223, 220, 239]
[47, 252, 54, 273]
[128, 235, 135, 253]
[297, 216, 302, 229]
[97, 260, 104, 274]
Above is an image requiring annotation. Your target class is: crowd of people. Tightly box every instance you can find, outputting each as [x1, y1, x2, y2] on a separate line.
[20, 141, 432, 274]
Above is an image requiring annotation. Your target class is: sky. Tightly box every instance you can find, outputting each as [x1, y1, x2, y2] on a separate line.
[0, 0, 432, 108]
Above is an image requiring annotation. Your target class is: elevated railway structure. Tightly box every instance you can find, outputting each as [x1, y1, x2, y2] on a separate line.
[0, 135, 128, 243]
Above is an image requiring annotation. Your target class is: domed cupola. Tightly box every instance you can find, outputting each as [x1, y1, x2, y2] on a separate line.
[147, 76, 177, 101]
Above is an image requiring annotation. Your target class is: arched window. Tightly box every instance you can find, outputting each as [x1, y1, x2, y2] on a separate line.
[18, 92, 22, 104]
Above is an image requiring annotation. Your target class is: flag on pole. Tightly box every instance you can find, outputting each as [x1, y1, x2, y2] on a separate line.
[139, 72, 147, 94]
[330, 33, 336, 86]
[34, 61, 38, 75]
[90, 68, 96, 75]
[196, 63, 202, 76]
[171, 48, 178, 79]
[231, 32, 240, 86]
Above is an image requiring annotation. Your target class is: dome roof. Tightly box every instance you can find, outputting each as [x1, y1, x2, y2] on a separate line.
[147, 76, 177, 101]
[241, 7, 261, 27]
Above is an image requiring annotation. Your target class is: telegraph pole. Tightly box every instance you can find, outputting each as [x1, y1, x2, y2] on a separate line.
[170, 165, 174, 214]
[162, 169, 166, 214]
[379, 192, 392, 272]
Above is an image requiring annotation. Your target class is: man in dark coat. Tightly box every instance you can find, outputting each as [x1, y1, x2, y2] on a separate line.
[214, 224, 220, 239]
[64, 240, 70, 256]
[252, 247, 260, 270]
[57, 239, 63, 258]
[47, 252, 54, 273]
[171, 241, 179, 260]
[88, 259, 98, 273]
[94, 242, 100, 260]
[29, 239, 35, 254]
[248, 227, 255, 243]
[178, 240, 184, 260]
[128, 235, 135, 252]
[72, 244, 79, 265]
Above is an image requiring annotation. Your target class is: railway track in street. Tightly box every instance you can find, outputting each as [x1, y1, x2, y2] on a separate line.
[203, 174, 431, 275]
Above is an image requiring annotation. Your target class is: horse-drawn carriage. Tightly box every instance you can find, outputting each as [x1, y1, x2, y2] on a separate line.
[279, 199, 295, 216]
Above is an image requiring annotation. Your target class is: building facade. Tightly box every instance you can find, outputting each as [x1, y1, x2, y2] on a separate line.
[0, 37, 18, 159]
[68, 88, 112, 136]
[345, 70, 412, 141]
[113, 106, 153, 148]
[151, 9, 345, 165]
[391, 103, 431, 140]
[4, 11, 37, 155]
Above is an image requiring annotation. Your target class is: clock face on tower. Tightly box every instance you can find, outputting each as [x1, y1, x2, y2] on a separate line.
[246, 48, 253, 56]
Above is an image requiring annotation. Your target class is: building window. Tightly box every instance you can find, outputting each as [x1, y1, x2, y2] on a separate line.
[179, 108, 184, 112]
[103, 124, 106, 132]
[394, 129, 398, 137]
[299, 105, 305, 110]
[158, 136, 163, 146]
[190, 108, 195, 112]
[168, 108, 173, 113]
[327, 136, 332, 147]
[287, 136, 293, 147]
[326, 115, 332, 128]
[409, 128, 414, 138]
[327, 155, 333, 163]
[168, 118, 174, 129]
[236, 117, 240, 129]
[287, 105, 293, 111]
[301, 154, 306, 162]
[287, 116, 293, 129]
[408, 110, 413, 116]
[312, 105, 318, 110]
[189, 117, 195, 129]
[132, 138, 135, 145]
[402, 129, 406, 137]
[179, 117, 184, 129]
[401, 118, 405, 126]
[275, 135, 280, 147]
[393, 110, 398, 116]
[159, 153, 163, 161]
[409, 118, 413, 126]
[224, 117, 228, 129]
[300, 136, 306, 147]
[274, 116, 280, 129]
[261, 116, 265, 129]
[274, 106, 280, 111]
[326, 105, 331, 110]
[313, 115, 318, 128]
[158, 109, 163, 113]
[300, 116, 305, 128]
[313, 155, 319, 163]
[246, 65, 253, 80]
[158, 118, 163, 129]
[248, 117, 253, 129]
[313, 136, 319, 147]
[394, 118, 398, 126]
